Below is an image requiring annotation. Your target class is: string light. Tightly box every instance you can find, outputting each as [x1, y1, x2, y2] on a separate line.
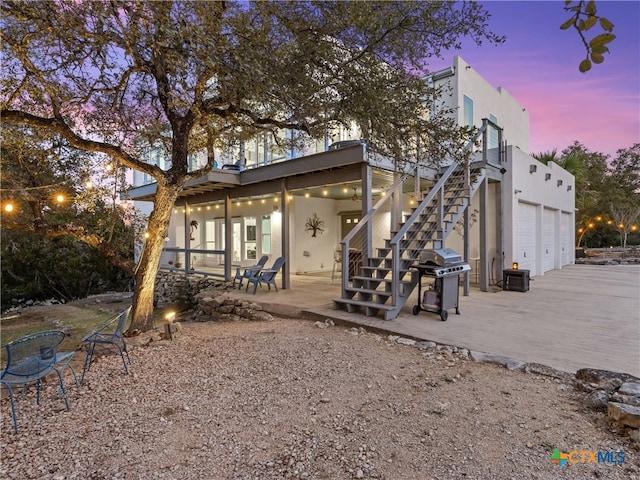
[4, 203, 14, 213]
[55, 194, 65, 203]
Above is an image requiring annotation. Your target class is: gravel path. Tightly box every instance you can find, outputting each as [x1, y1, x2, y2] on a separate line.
[1, 318, 638, 479]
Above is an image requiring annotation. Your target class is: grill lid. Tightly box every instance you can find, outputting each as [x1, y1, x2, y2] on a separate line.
[419, 248, 462, 266]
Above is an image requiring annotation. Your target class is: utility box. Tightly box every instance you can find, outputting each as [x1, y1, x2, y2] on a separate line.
[503, 269, 530, 292]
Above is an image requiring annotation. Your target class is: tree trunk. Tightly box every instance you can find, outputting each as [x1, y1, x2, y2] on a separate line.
[127, 184, 180, 333]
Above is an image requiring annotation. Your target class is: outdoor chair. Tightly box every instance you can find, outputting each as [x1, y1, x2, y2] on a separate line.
[245, 257, 286, 295]
[81, 307, 132, 383]
[1, 330, 72, 433]
[233, 255, 269, 289]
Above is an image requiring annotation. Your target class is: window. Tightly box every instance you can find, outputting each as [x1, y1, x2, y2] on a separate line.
[261, 215, 271, 254]
[489, 113, 499, 149]
[245, 217, 257, 260]
[463, 95, 474, 128]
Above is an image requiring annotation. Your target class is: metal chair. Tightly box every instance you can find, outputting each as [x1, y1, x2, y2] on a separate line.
[1, 330, 71, 433]
[81, 307, 132, 383]
[233, 255, 269, 288]
[245, 257, 286, 294]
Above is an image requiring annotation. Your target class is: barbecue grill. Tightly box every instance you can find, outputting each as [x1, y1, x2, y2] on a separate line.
[411, 248, 470, 321]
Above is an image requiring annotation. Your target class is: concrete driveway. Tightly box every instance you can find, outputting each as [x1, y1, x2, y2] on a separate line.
[230, 264, 640, 376]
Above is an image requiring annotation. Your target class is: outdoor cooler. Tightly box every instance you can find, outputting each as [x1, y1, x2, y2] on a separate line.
[411, 248, 470, 321]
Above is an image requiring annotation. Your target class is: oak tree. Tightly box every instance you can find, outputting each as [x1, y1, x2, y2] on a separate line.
[1, 1, 501, 332]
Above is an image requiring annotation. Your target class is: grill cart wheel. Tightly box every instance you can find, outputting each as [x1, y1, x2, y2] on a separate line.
[412, 305, 420, 316]
[440, 310, 448, 322]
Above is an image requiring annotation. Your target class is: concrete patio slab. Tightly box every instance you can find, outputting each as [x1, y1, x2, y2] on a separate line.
[229, 264, 640, 377]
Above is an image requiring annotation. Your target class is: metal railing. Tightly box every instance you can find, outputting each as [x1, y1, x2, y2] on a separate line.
[340, 173, 408, 292]
[159, 247, 228, 279]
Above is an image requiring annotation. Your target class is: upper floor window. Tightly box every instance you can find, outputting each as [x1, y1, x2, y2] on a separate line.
[463, 95, 474, 128]
[489, 113, 499, 149]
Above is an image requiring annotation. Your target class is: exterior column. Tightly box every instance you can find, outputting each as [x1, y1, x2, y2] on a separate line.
[184, 201, 191, 273]
[224, 193, 232, 281]
[463, 206, 470, 296]
[479, 177, 489, 292]
[361, 164, 372, 260]
[281, 179, 290, 289]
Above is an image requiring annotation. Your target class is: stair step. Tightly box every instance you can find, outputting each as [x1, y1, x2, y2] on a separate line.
[345, 287, 393, 298]
[333, 298, 395, 314]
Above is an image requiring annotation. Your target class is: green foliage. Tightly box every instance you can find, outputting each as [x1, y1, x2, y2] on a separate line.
[0, 125, 139, 307]
[564, 142, 640, 247]
[562, 1, 616, 73]
[0, 230, 131, 310]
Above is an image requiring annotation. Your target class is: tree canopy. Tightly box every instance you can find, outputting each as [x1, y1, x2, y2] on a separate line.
[544, 142, 640, 248]
[561, 0, 616, 73]
[1, 0, 502, 331]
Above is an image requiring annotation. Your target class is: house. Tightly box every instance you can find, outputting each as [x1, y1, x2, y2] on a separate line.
[129, 56, 575, 320]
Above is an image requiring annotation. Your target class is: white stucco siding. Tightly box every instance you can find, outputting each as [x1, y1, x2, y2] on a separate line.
[435, 56, 530, 154]
[503, 146, 575, 277]
[543, 208, 555, 273]
[292, 197, 338, 274]
[560, 212, 572, 267]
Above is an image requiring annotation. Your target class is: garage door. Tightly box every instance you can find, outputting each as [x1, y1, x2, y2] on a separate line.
[560, 212, 571, 267]
[516, 202, 537, 275]
[543, 208, 555, 272]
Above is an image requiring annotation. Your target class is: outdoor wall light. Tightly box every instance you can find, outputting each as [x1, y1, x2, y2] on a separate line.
[545, 173, 551, 181]
[529, 164, 537, 173]
[557, 179, 563, 187]
[273, 205, 279, 212]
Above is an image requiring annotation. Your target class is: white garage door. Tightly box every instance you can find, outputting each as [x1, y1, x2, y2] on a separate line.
[560, 212, 571, 266]
[543, 208, 555, 273]
[517, 202, 537, 275]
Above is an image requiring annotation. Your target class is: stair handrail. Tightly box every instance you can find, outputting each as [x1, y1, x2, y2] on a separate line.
[340, 173, 408, 291]
[388, 123, 493, 305]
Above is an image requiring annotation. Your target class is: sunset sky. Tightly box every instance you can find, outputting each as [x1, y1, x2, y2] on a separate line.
[430, 0, 640, 159]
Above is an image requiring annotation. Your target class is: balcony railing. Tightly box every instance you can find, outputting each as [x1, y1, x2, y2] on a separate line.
[159, 247, 228, 279]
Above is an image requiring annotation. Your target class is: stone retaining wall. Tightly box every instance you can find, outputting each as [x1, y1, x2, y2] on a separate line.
[154, 272, 274, 323]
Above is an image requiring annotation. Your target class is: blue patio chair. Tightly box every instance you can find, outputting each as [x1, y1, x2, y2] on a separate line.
[81, 307, 132, 383]
[233, 255, 269, 289]
[245, 257, 286, 294]
[1, 330, 71, 434]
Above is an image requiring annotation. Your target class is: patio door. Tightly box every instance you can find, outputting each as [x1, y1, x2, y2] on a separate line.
[340, 211, 362, 246]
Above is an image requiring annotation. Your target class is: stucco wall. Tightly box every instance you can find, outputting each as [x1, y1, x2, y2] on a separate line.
[502, 146, 576, 276]
[436, 56, 530, 154]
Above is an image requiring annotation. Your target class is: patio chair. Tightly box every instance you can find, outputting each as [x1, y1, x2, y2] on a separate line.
[81, 307, 132, 383]
[245, 257, 286, 294]
[1, 330, 71, 433]
[233, 255, 269, 289]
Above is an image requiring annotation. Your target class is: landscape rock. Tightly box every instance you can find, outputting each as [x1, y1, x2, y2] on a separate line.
[619, 382, 640, 397]
[469, 351, 525, 370]
[608, 402, 640, 428]
[583, 390, 610, 411]
[576, 368, 639, 392]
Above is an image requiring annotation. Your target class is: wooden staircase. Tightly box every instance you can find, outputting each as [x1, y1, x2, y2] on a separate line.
[333, 161, 486, 320]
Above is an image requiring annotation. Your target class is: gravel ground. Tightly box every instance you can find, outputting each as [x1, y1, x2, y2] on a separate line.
[1, 318, 638, 479]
